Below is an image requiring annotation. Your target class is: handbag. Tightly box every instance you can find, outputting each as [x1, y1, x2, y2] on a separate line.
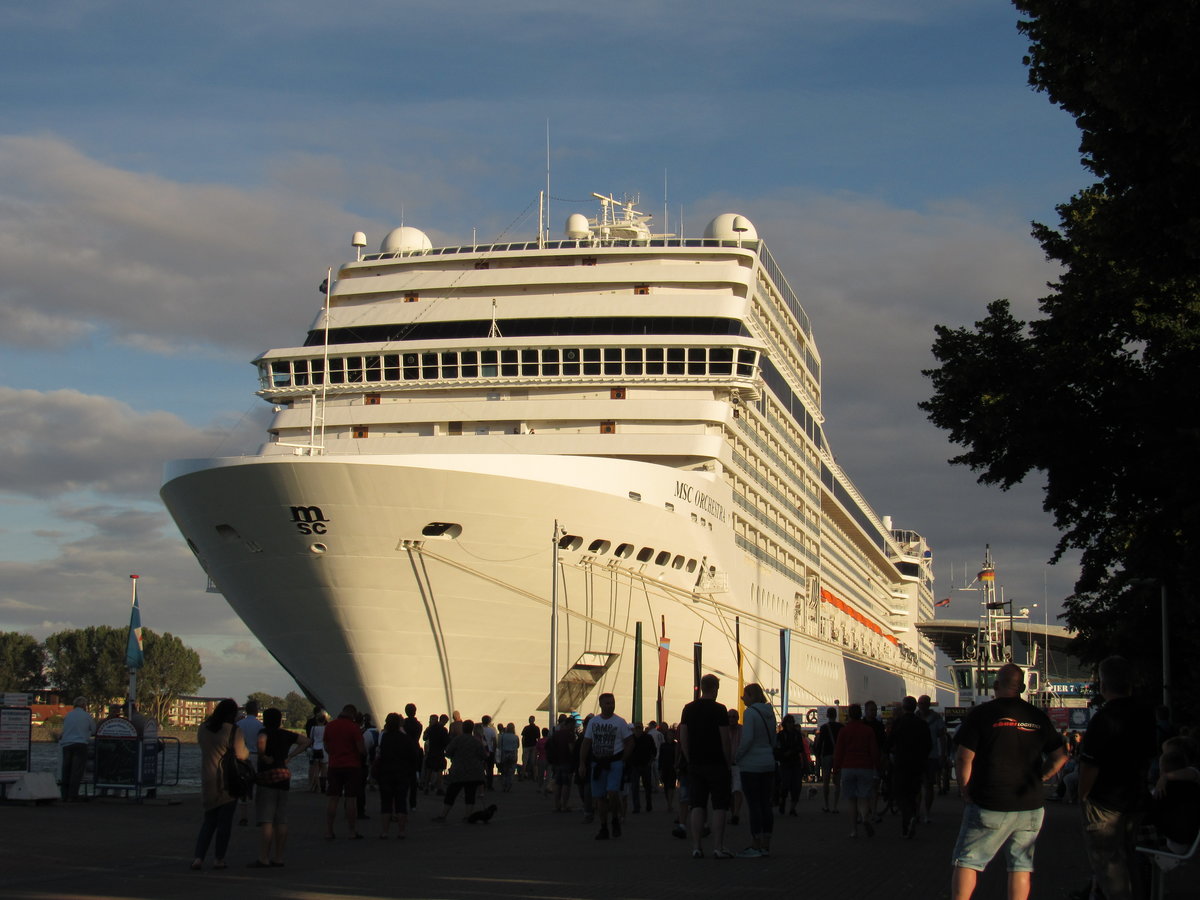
[746, 704, 781, 761]
[221, 725, 257, 799]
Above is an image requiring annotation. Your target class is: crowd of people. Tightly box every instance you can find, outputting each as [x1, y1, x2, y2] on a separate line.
[184, 658, 1198, 894]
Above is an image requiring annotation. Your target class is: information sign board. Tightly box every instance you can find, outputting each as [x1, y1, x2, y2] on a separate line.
[0, 707, 33, 773]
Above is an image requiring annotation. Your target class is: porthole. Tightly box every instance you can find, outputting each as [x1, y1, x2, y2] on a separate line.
[588, 539, 612, 554]
[637, 547, 654, 563]
[655, 551, 671, 566]
[672, 555, 686, 569]
[558, 534, 583, 551]
[310, 543, 328, 554]
[615, 543, 634, 559]
[422, 522, 463, 539]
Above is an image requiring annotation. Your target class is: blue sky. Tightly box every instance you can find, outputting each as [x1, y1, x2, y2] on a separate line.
[0, 1, 1087, 701]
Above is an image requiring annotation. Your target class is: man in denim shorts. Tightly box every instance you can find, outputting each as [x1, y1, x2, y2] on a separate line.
[951, 664, 1067, 900]
[579, 693, 633, 841]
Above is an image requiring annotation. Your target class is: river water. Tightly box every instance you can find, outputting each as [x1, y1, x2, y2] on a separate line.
[28, 741, 308, 794]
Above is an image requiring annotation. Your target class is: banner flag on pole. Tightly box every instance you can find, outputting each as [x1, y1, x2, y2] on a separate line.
[657, 635, 670, 688]
[126, 575, 144, 670]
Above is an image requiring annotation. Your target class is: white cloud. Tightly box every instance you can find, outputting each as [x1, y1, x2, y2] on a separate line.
[0, 135, 363, 355]
[0, 387, 231, 498]
[0, 299, 96, 349]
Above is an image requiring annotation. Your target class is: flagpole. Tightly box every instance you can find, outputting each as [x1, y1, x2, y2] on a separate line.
[127, 575, 140, 718]
[735, 616, 744, 716]
[549, 521, 559, 730]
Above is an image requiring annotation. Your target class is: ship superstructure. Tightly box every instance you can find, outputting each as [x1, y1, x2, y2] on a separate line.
[161, 193, 940, 722]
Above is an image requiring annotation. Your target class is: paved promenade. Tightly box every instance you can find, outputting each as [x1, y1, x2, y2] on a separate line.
[2, 782, 1196, 900]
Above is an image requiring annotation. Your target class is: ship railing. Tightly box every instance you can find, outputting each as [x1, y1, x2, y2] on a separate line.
[818, 446, 892, 545]
[733, 416, 822, 508]
[362, 236, 764, 261]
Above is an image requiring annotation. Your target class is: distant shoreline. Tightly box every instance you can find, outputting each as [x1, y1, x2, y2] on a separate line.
[34, 726, 198, 744]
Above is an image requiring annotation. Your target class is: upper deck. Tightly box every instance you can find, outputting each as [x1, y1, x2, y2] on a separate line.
[348, 235, 813, 341]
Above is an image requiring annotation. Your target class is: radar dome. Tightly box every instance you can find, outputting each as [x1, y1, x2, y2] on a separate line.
[704, 213, 758, 241]
[565, 213, 591, 240]
[380, 226, 433, 253]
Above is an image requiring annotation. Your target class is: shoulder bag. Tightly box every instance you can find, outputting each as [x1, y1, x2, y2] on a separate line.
[221, 725, 257, 798]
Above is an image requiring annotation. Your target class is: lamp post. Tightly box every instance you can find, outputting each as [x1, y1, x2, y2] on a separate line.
[1130, 579, 1170, 717]
[1160, 582, 1170, 715]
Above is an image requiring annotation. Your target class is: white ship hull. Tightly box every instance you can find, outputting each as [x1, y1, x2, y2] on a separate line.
[163, 451, 933, 722]
[162, 195, 943, 723]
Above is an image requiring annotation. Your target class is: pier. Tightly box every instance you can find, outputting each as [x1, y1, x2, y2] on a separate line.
[3, 782, 1193, 899]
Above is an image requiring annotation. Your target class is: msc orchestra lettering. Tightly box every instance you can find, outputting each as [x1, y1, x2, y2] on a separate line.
[674, 481, 727, 523]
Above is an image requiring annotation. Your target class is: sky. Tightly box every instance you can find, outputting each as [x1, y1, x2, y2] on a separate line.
[0, 1, 1088, 701]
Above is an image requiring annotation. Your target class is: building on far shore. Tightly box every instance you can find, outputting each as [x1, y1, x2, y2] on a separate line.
[166, 696, 225, 728]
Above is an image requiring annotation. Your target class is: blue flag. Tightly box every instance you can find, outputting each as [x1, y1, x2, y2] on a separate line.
[126, 575, 144, 670]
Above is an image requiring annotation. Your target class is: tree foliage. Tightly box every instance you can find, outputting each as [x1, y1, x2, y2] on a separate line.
[282, 691, 313, 728]
[921, 1, 1200, 716]
[0, 632, 45, 692]
[246, 691, 313, 728]
[138, 630, 204, 724]
[44, 626, 203, 720]
[45, 626, 129, 712]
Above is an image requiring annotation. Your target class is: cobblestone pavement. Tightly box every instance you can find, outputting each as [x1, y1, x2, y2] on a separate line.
[2, 782, 1196, 899]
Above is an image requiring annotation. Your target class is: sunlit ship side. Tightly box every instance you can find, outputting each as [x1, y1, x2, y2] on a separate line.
[161, 193, 940, 722]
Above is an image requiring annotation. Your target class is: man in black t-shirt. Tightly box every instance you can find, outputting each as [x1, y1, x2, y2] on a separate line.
[950, 664, 1066, 900]
[1078, 656, 1157, 900]
[814, 707, 843, 812]
[887, 696, 932, 838]
[422, 715, 449, 793]
[680, 673, 733, 858]
[521, 716, 541, 780]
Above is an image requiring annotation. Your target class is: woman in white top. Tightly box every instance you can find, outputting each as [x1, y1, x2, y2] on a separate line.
[733, 683, 778, 858]
[308, 714, 327, 792]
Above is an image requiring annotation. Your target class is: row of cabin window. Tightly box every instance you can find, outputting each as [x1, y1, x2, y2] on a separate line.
[556, 534, 701, 573]
[268, 346, 758, 387]
[362, 388, 626, 406]
[348, 422, 618, 438]
[403, 279, 646, 296]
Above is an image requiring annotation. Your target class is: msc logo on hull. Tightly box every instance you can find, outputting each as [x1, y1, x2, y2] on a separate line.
[290, 505, 330, 535]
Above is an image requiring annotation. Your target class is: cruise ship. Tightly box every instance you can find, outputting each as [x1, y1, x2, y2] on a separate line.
[161, 193, 940, 724]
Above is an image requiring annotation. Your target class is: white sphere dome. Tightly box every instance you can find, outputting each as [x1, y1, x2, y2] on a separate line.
[380, 226, 433, 253]
[703, 213, 758, 241]
[565, 213, 591, 240]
